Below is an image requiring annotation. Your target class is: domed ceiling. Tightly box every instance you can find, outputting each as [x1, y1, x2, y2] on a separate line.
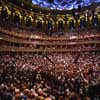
[32, 0, 100, 10]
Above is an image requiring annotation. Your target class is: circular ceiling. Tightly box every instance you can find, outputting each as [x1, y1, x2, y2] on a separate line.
[32, 0, 100, 10]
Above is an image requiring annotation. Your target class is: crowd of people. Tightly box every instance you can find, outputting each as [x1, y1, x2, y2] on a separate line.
[0, 52, 100, 100]
[0, 3, 100, 37]
[1, 0, 100, 34]
[0, 1, 100, 100]
[0, 2, 100, 100]
[1, 24, 100, 39]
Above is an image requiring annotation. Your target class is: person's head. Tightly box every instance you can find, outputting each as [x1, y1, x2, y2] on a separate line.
[35, 96, 45, 100]
[84, 97, 91, 100]
[45, 97, 52, 100]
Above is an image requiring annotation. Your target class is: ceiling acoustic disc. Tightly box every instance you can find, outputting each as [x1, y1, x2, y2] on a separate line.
[32, 0, 100, 10]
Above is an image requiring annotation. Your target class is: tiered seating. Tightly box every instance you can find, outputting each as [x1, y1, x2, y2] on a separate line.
[0, 26, 100, 53]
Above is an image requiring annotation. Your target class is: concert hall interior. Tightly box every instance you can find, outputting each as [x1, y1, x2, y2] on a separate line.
[0, 0, 100, 100]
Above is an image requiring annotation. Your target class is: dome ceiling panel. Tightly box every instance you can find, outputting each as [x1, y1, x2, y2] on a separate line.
[32, 0, 100, 10]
